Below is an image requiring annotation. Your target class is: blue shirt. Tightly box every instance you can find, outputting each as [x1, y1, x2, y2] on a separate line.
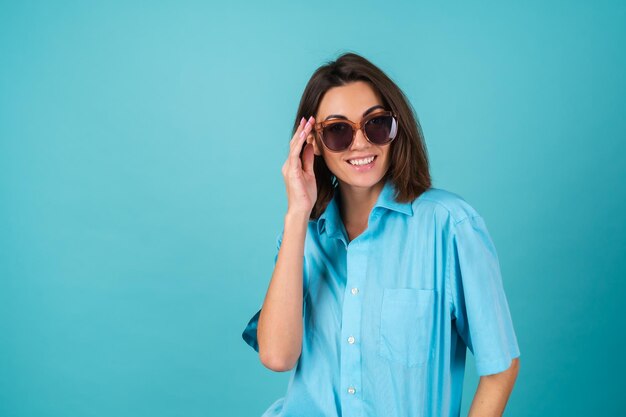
[242, 179, 521, 417]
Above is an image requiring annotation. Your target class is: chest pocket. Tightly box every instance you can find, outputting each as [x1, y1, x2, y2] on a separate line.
[379, 288, 435, 367]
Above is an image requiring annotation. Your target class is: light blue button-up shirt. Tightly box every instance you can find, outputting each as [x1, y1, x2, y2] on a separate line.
[242, 178, 520, 417]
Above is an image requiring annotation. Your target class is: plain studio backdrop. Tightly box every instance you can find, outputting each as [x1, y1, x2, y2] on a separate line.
[1, 1, 624, 416]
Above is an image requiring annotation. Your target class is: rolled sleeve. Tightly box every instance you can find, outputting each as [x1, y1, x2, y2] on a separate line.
[449, 215, 520, 376]
[242, 306, 263, 353]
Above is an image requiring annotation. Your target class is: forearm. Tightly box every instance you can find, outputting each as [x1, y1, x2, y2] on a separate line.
[467, 358, 520, 417]
[257, 211, 308, 372]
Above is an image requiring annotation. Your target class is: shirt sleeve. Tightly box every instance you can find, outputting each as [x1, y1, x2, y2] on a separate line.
[241, 229, 308, 353]
[449, 215, 521, 376]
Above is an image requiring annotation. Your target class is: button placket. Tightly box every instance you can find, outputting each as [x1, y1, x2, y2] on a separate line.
[340, 240, 369, 414]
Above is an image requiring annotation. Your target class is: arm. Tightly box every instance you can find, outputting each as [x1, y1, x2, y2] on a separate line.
[467, 357, 520, 417]
[256, 115, 317, 372]
[448, 215, 521, 415]
[256, 212, 308, 372]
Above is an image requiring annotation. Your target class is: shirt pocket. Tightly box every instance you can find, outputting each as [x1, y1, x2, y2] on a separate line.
[379, 288, 435, 367]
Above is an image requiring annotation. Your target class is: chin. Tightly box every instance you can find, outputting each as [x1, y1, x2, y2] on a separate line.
[335, 171, 387, 189]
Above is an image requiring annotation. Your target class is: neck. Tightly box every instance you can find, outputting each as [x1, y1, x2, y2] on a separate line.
[336, 178, 386, 227]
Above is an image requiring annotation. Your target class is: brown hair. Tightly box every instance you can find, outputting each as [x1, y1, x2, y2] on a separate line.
[293, 52, 432, 219]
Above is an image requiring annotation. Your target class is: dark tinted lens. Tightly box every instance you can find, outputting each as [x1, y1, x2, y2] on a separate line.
[323, 122, 353, 151]
[364, 115, 394, 144]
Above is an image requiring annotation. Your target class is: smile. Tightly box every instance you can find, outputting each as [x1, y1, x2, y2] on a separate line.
[347, 156, 376, 166]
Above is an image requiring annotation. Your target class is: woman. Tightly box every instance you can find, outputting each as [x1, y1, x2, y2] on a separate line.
[242, 52, 520, 417]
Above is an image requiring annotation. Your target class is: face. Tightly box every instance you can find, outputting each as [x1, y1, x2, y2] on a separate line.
[309, 81, 392, 191]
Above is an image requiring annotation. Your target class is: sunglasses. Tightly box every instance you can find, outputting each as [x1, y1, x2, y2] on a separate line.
[313, 111, 399, 152]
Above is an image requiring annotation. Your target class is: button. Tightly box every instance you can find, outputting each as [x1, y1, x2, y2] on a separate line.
[347, 386, 356, 395]
[351, 287, 359, 295]
[347, 336, 355, 344]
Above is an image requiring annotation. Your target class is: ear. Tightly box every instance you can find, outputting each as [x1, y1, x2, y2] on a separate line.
[307, 133, 322, 156]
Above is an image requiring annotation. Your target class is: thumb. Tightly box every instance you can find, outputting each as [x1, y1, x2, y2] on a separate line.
[301, 142, 315, 175]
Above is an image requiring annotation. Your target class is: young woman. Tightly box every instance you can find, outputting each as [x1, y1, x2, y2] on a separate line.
[242, 52, 520, 417]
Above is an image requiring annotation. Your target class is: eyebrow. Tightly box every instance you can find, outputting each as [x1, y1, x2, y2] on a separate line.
[323, 105, 385, 121]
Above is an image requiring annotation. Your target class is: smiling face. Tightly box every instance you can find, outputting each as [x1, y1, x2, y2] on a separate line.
[310, 81, 393, 191]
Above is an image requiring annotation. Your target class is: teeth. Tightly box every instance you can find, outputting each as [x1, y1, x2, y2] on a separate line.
[348, 156, 375, 166]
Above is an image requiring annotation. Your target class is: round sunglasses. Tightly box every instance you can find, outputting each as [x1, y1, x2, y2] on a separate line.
[313, 111, 399, 152]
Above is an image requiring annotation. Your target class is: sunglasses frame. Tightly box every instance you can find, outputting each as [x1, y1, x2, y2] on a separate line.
[313, 110, 399, 152]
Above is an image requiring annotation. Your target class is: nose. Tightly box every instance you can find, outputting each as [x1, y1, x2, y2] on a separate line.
[350, 127, 370, 151]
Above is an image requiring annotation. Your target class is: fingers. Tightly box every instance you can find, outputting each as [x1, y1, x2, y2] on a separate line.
[284, 117, 306, 173]
[290, 116, 314, 152]
[288, 117, 306, 148]
[287, 116, 315, 171]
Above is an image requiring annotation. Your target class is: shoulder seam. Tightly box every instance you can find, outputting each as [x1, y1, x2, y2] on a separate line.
[416, 195, 482, 225]
[452, 214, 482, 226]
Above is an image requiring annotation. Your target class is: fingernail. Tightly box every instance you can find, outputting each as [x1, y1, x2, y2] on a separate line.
[300, 117, 306, 125]
[308, 116, 314, 122]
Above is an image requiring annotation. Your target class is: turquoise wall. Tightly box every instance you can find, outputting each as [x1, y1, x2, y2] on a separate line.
[1, 1, 624, 416]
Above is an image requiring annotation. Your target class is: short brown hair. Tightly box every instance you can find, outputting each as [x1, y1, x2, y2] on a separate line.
[293, 52, 432, 219]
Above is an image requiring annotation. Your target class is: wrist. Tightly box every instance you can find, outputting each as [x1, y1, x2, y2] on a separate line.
[285, 210, 311, 225]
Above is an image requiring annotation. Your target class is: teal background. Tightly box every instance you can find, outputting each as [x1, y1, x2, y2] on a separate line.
[1, 1, 624, 416]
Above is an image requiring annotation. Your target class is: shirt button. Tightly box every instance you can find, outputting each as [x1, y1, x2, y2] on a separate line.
[351, 287, 359, 295]
[347, 386, 356, 395]
[347, 336, 355, 344]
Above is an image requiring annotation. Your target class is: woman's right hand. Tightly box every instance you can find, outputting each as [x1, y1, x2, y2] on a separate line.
[281, 116, 317, 217]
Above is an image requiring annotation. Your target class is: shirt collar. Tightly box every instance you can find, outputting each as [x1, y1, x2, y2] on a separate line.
[316, 178, 413, 238]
